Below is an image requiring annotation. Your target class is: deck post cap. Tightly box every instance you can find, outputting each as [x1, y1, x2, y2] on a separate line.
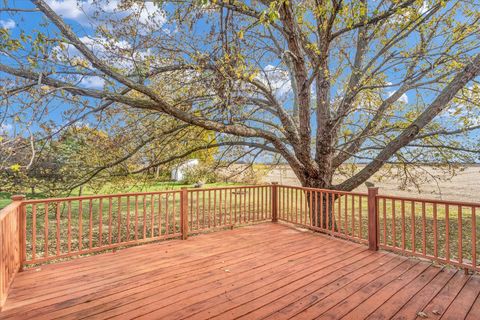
[11, 194, 26, 201]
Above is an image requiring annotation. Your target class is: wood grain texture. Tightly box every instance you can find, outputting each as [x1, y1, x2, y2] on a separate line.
[1, 223, 479, 319]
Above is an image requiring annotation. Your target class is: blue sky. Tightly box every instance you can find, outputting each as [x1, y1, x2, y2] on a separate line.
[1, 0, 479, 164]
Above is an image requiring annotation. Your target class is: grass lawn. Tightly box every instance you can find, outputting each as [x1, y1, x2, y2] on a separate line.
[0, 181, 239, 210]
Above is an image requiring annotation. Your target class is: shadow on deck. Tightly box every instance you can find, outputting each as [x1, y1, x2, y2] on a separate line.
[1, 223, 479, 319]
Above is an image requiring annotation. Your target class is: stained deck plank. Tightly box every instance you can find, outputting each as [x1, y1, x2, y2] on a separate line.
[1, 222, 479, 320]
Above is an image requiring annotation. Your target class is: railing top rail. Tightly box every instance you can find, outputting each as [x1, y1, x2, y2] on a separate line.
[18, 184, 272, 205]
[14, 183, 480, 209]
[377, 193, 480, 208]
[277, 184, 368, 197]
[0, 201, 22, 221]
[20, 189, 182, 205]
[186, 184, 271, 191]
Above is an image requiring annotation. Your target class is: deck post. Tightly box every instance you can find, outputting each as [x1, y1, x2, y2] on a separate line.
[180, 188, 188, 240]
[271, 182, 278, 222]
[11, 195, 26, 271]
[367, 187, 379, 251]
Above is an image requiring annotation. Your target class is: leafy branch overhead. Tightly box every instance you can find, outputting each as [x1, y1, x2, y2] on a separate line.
[0, 0, 479, 191]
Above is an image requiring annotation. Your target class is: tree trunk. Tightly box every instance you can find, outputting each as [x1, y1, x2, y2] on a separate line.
[305, 190, 338, 231]
[300, 170, 338, 231]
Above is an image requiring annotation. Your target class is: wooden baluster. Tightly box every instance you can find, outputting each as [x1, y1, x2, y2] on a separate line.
[126, 196, 130, 241]
[180, 188, 188, 240]
[244, 188, 247, 223]
[207, 190, 211, 229]
[108, 197, 113, 244]
[78, 200, 83, 252]
[433, 203, 438, 258]
[98, 198, 103, 247]
[56, 202, 61, 256]
[446, 204, 450, 263]
[422, 202, 426, 255]
[383, 199, 387, 245]
[401, 200, 406, 252]
[172, 193, 177, 234]
[190, 191, 194, 231]
[158, 193, 162, 237]
[351, 195, 355, 237]
[165, 194, 169, 235]
[117, 197, 122, 243]
[197, 191, 200, 230]
[458, 205, 463, 264]
[411, 201, 415, 253]
[392, 199, 396, 248]
[67, 201, 71, 253]
[367, 187, 379, 251]
[44, 203, 49, 258]
[150, 195, 155, 238]
[271, 183, 278, 223]
[332, 193, 336, 232]
[32, 204, 37, 261]
[213, 189, 217, 227]
[344, 194, 348, 235]
[134, 195, 139, 241]
[143, 195, 147, 240]
[472, 207, 477, 271]
[359, 196, 362, 239]
[88, 200, 93, 249]
[337, 194, 341, 234]
[202, 190, 206, 229]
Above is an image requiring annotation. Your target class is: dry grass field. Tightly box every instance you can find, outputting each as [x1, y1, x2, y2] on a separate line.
[234, 164, 480, 203]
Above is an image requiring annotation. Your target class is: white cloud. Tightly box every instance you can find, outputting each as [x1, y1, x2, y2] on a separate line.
[80, 76, 105, 89]
[387, 90, 409, 104]
[53, 35, 146, 70]
[0, 123, 13, 134]
[444, 105, 480, 126]
[46, 0, 84, 20]
[46, 0, 166, 29]
[419, 2, 430, 14]
[0, 19, 16, 29]
[388, 1, 431, 25]
[259, 65, 292, 99]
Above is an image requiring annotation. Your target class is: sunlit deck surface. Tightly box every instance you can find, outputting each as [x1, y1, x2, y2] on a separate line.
[1, 223, 480, 320]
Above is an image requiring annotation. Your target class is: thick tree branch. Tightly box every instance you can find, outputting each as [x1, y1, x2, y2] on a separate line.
[337, 53, 480, 190]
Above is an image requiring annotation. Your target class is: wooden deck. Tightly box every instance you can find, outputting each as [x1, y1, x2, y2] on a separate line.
[1, 223, 479, 320]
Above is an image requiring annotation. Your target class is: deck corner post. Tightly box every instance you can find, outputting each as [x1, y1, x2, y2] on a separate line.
[180, 188, 188, 240]
[11, 195, 26, 271]
[271, 182, 278, 222]
[367, 187, 379, 251]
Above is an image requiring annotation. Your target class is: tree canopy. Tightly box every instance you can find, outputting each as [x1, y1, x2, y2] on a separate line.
[1, 0, 479, 191]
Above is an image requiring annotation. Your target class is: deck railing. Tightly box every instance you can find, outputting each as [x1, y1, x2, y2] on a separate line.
[0, 195, 25, 308]
[273, 185, 480, 273]
[275, 185, 369, 244]
[0, 183, 479, 309]
[376, 194, 480, 271]
[17, 185, 271, 265]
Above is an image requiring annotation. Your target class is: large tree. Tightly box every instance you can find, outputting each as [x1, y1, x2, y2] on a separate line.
[1, 0, 480, 201]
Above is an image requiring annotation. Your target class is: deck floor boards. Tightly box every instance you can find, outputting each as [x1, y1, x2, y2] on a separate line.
[1, 223, 479, 320]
